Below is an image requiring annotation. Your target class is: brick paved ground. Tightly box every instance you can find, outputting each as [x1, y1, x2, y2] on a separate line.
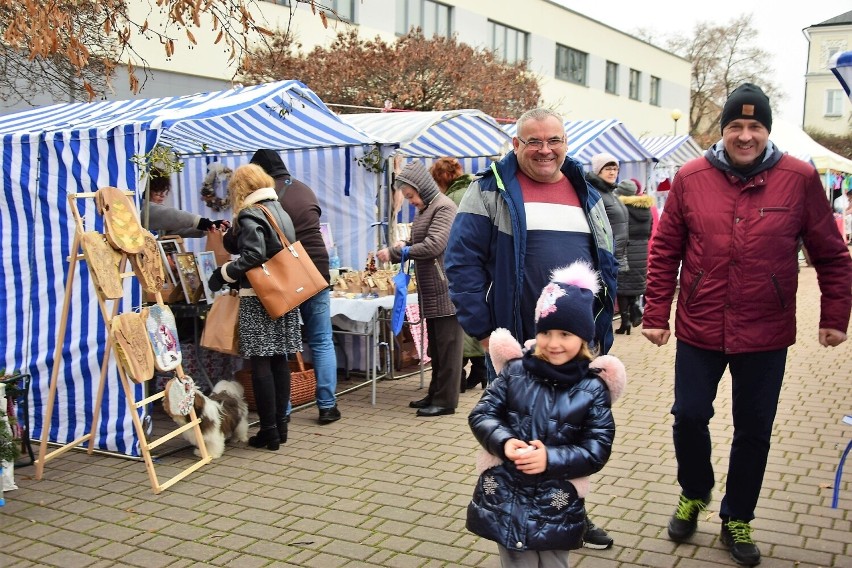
[1, 266, 850, 567]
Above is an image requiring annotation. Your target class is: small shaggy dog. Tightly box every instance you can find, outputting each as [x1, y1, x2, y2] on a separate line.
[162, 378, 249, 458]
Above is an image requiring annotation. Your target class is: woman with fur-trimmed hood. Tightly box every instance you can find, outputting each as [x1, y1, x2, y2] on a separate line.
[467, 261, 627, 565]
[613, 178, 655, 334]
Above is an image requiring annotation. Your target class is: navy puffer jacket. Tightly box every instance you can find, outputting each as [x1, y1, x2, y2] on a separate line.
[467, 351, 616, 551]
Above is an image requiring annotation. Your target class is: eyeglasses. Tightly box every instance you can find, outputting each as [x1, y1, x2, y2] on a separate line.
[602, 166, 619, 172]
[518, 136, 566, 150]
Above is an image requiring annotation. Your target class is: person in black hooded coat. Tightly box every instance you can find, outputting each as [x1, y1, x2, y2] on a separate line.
[614, 178, 654, 333]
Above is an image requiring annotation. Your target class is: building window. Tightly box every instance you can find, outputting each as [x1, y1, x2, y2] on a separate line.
[605, 61, 619, 94]
[629, 68, 641, 101]
[488, 20, 528, 64]
[649, 76, 661, 106]
[825, 89, 843, 117]
[263, 0, 353, 21]
[331, 0, 354, 21]
[396, 0, 452, 37]
[555, 45, 587, 85]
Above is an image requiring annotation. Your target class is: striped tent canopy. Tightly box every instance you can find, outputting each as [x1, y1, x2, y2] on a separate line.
[342, 109, 512, 174]
[341, 110, 512, 230]
[639, 135, 704, 167]
[504, 118, 655, 190]
[342, 109, 511, 157]
[0, 80, 387, 457]
[829, 50, 852, 102]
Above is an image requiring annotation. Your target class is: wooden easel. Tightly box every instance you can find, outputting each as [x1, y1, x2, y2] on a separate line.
[34, 190, 211, 494]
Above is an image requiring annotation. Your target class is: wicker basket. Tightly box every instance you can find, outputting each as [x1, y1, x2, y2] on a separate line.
[235, 353, 316, 411]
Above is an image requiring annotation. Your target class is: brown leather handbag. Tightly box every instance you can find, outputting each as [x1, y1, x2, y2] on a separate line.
[245, 205, 327, 319]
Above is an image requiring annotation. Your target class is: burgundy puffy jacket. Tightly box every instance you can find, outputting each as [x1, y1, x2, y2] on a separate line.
[644, 153, 851, 353]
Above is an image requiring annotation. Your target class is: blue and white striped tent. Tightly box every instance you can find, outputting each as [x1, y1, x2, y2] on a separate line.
[639, 134, 704, 196]
[830, 50, 852, 102]
[0, 80, 387, 456]
[639, 135, 703, 168]
[342, 109, 511, 174]
[342, 109, 512, 230]
[504, 119, 655, 188]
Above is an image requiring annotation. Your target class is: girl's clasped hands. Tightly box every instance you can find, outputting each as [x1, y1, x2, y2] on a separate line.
[504, 438, 547, 474]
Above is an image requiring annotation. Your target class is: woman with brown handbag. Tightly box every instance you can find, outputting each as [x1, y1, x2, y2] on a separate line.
[207, 164, 302, 451]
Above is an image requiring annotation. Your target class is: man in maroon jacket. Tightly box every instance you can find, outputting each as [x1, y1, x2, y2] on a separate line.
[642, 83, 851, 566]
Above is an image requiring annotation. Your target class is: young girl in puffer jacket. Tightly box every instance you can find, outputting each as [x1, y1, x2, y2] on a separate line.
[467, 260, 627, 567]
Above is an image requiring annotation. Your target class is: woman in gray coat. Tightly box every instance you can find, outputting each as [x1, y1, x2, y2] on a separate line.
[377, 161, 464, 417]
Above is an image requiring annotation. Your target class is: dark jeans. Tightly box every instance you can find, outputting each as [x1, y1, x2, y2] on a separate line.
[672, 340, 787, 521]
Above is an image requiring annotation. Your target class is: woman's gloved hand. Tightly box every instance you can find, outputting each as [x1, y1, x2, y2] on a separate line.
[208, 266, 226, 292]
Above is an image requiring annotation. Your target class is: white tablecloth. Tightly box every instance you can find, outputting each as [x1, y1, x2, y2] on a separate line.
[330, 294, 418, 334]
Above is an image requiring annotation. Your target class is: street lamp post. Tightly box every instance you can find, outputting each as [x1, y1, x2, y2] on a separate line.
[671, 108, 683, 136]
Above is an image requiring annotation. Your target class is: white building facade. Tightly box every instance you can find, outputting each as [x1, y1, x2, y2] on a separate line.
[2, 0, 692, 136]
[804, 11, 852, 136]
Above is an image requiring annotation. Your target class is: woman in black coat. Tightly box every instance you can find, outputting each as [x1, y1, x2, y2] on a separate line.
[613, 179, 654, 334]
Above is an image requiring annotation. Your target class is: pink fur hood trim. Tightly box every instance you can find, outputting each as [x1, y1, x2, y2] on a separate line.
[488, 327, 627, 402]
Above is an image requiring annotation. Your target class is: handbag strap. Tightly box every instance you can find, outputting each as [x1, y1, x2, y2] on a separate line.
[293, 352, 306, 371]
[255, 204, 293, 249]
[400, 246, 412, 275]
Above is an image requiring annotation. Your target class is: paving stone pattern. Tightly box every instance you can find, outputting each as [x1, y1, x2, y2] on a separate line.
[1, 267, 850, 567]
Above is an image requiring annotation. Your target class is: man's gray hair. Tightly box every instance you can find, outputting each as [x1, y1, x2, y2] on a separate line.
[516, 108, 564, 132]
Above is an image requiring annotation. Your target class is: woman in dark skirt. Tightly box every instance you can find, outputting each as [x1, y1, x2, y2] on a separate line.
[208, 164, 301, 450]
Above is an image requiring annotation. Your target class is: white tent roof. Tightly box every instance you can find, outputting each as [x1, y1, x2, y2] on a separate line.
[341, 109, 511, 158]
[769, 118, 852, 174]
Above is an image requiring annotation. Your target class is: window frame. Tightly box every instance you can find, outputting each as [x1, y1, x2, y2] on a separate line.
[487, 20, 528, 64]
[629, 68, 641, 101]
[605, 61, 619, 94]
[649, 75, 661, 106]
[825, 89, 843, 117]
[396, 0, 453, 37]
[555, 44, 588, 85]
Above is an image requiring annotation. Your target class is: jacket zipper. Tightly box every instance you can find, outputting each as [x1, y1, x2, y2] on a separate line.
[684, 270, 705, 306]
[434, 259, 446, 282]
[759, 207, 788, 217]
[770, 273, 786, 308]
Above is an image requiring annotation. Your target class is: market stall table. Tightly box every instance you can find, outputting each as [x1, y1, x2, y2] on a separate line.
[330, 293, 419, 405]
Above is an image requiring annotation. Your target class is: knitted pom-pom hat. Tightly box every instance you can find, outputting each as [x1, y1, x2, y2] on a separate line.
[534, 260, 600, 342]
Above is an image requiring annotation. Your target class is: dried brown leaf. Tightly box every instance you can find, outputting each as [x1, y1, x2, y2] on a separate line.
[186, 30, 197, 45]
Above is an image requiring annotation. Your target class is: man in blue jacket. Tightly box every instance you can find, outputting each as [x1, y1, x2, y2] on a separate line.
[445, 107, 619, 549]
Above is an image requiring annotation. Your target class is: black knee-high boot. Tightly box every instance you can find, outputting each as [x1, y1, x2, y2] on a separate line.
[630, 297, 644, 327]
[466, 356, 487, 389]
[271, 354, 291, 444]
[248, 356, 281, 451]
[615, 296, 632, 335]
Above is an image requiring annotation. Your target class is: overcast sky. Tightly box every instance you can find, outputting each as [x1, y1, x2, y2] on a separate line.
[553, 1, 848, 124]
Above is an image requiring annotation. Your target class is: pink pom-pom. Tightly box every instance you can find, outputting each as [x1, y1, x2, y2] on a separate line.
[549, 261, 600, 295]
